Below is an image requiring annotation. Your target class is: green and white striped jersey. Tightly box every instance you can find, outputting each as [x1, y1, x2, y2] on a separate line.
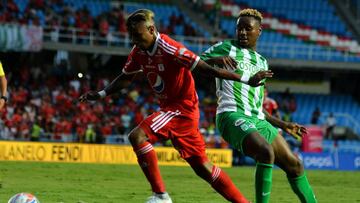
[201, 40, 268, 120]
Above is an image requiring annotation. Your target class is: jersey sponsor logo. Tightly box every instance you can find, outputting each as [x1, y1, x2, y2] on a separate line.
[238, 61, 264, 75]
[148, 57, 153, 64]
[147, 72, 165, 93]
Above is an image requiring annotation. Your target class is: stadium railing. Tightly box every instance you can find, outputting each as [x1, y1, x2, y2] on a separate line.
[41, 25, 359, 62]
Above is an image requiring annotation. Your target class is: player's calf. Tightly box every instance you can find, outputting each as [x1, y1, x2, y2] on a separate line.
[186, 156, 249, 203]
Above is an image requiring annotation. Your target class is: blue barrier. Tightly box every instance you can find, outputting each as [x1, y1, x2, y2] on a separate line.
[298, 151, 360, 171]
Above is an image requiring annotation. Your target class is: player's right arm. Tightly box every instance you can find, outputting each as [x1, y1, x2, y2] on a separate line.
[197, 58, 273, 87]
[200, 42, 272, 87]
[79, 47, 141, 102]
[79, 73, 126, 102]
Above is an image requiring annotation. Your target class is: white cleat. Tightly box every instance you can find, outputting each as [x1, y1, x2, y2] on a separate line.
[145, 192, 173, 203]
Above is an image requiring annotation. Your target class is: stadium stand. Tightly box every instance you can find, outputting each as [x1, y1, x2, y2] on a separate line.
[193, 0, 360, 62]
[1, 0, 360, 155]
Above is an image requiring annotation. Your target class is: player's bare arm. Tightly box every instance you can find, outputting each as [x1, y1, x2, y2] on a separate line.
[263, 109, 307, 138]
[79, 72, 134, 102]
[199, 58, 273, 87]
[204, 56, 238, 70]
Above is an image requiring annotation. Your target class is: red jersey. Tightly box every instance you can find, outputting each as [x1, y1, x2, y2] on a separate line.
[263, 96, 278, 116]
[123, 33, 200, 117]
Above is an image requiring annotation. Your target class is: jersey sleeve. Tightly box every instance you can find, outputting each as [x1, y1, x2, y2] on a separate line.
[160, 35, 200, 71]
[0, 62, 5, 76]
[122, 46, 143, 75]
[173, 46, 200, 71]
[200, 41, 227, 61]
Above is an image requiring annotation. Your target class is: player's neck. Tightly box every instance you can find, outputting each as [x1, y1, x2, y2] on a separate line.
[235, 40, 257, 51]
[146, 34, 158, 52]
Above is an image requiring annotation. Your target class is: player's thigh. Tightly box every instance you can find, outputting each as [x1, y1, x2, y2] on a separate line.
[137, 111, 174, 144]
[242, 119, 278, 162]
[242, 131, 274, 162]
[272, 134, 303, 176]
[171, 128, 207, 160]
[256, 119, 279, 144]
[216, 112, 258, 153]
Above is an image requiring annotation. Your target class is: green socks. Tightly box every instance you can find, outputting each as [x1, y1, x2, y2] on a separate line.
[288, 173, 317, 203]
[255, 162, 273, 203]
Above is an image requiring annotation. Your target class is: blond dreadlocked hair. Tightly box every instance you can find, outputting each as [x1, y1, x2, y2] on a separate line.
[239, 8, 263, 24]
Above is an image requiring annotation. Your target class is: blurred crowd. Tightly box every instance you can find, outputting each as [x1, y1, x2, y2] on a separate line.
[0, 0, 127, 40]
[0, 54, 224, 148]
[0, 0, 203, 43]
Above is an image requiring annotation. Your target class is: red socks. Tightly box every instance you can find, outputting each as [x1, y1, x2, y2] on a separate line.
[211, 166, 249, 203]
[134, 142, 165, 193]
[134, 143, 248, 203]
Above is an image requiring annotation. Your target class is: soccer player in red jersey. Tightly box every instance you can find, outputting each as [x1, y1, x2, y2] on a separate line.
[80, 9, 272, 203]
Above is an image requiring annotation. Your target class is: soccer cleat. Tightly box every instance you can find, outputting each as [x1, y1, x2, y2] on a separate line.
[145, 192, 173, 203]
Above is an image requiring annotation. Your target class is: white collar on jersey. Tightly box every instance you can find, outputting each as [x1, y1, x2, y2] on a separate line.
[146, 32, 160, 56]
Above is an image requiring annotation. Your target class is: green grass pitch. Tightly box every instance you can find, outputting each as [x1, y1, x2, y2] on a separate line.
[0, 161, 359, 203]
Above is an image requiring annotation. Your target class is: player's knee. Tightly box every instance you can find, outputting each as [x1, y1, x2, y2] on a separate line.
[287, 156, 304, 177]
[128, 128, 148, 146]
[186, 156, 212, 181]
[256, 143, 274, 164]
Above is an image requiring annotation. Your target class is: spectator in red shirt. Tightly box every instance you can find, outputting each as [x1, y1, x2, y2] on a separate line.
[263, 87, 280, 119]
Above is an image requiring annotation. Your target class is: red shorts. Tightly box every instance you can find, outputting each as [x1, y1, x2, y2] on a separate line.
[139, 109, 206, 159]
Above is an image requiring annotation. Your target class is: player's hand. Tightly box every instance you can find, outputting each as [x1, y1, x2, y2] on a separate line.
[79, 91, 100, 102]
[283, 122, 307, 141]
[208, 56, 238, 70]
[221, 56, 238, 70]
[248, 70, 273, 87]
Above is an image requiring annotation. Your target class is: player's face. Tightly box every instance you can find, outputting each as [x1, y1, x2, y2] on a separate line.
[128, 21, 156, 50]
[236, 16, 261, 49]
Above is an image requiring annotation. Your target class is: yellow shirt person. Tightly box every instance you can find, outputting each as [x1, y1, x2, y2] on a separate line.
[0, 61, 8, 109]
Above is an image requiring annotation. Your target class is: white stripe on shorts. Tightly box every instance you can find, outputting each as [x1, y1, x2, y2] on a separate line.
[150, 110, 181, 133]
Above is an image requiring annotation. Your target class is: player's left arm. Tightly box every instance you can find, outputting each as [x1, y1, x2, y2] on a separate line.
[171, 39, 272, 86]
[263, 109, 307, 139]
[196, 59, 273, 87]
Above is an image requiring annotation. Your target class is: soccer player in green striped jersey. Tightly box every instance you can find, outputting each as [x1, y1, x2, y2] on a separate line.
[201, 8, 317, 203]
